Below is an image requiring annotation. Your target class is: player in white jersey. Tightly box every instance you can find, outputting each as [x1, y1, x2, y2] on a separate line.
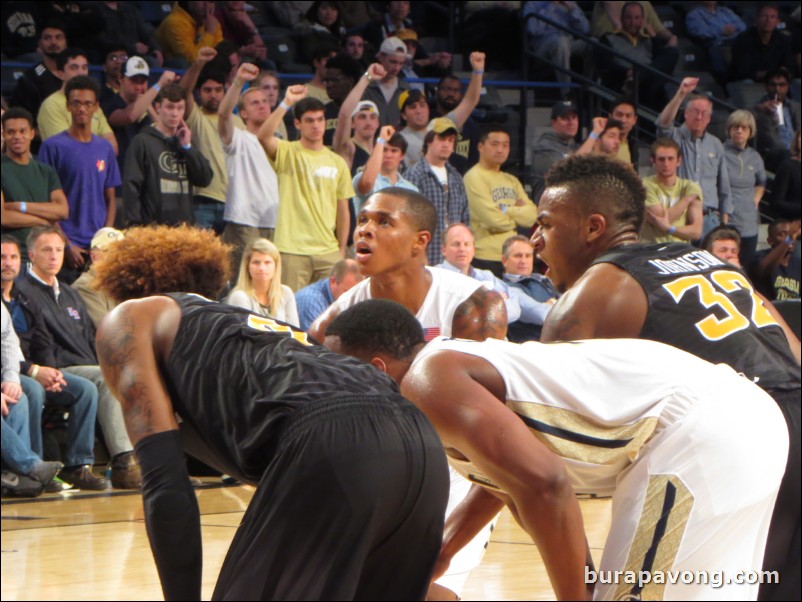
[325, 299, 789, 601]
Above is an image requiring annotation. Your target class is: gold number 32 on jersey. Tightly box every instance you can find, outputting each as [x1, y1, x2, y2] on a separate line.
[663, 270, 778, 341]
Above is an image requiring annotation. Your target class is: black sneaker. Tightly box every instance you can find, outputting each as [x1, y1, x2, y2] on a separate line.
[58, 465, 110, 490]
[28, 461, 64, 487]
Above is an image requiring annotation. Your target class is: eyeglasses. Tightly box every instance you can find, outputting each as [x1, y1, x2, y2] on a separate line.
[68, 100, 97, 109]
[108, 54, 128, 63]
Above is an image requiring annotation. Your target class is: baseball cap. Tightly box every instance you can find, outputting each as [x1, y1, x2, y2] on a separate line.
[398, 88, 426, 111]
[396, 29, 418, 43]
[428, 117, 458, 135]
[551, 99, 578, 119]
[351, 100, 380, 118]
[379, 36, 410, 58]
[122, 56, 149, 79]
[91, 227, 125, 250]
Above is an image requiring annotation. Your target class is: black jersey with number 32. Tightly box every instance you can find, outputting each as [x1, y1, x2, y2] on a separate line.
[594, 243, 800, 393]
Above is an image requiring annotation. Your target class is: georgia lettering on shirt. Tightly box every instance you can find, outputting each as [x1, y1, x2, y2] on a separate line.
[647, 249, 725, 275]
[491, 186, 519, 203]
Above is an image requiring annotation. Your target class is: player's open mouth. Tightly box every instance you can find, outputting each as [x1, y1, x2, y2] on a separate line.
[355, 242, 372, 260]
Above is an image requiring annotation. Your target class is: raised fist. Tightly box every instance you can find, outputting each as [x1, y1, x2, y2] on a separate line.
[592, 117, 607, 135]
[237, 63, 260, 82]
[284, 85, 307, 105]
[679, 77, 699, 95]
[197, 46, 217, 64]
[380, 125, 395, 140]
[368, 63, 387, 80]
[469, 52, 486, 72]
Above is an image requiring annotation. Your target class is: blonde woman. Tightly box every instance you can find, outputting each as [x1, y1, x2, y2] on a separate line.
[226, 238, 299, 326]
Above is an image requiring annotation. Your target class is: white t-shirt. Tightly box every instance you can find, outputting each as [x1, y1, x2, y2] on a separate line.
[222, 128, 279, 228]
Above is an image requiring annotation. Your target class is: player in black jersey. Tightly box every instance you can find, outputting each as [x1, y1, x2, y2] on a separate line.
[533, 154, 800, 602]
[92, 225, 449, 601]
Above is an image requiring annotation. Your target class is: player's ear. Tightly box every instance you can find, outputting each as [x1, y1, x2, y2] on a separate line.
[414, 230, 431, 253]
[587, 213, 607, 242]
[370, 357, 388, 373]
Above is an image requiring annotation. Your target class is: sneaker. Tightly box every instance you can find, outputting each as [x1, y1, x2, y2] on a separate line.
[1, 471, 44, 498]
[59, 465, 110, 490]
[110, 451, 142, 489]
[28, 461, 64, 487]
[44, 476, 72, 493]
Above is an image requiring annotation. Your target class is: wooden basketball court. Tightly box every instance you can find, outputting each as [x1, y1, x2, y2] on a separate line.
[1, 481, 612, 600]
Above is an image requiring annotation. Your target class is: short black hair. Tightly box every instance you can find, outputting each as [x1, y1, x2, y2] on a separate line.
[367, 186, 437, 234]
[156, 83, 187, 104]
[1, 107, 35, 129]
[387, 132, 408, 153]
[327, 299, 424, 362]
[545, 154, 646, 232]
[294, 97, 326, 120]
[215, 39, 239, 60]
[65, 75, 100, 102]
[437, 74, 462, 89]
[325, 53, 361, 81]
[766, 66, 792, 84]
[478, 125, 510, 144]
[0, 235, 21, 251]
[610, 97, 636, 113]
[56, 47, 88, 71]
[602, 118, 624, 135]
[40, 19, 67, 37]
[197, 66, 228, 89]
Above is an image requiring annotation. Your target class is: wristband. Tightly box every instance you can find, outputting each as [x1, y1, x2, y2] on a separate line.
[30, 364, 40, 379]
[181, 143, 191, 150]
[472, 70, 484, 75]
[376, 137, 387, 145]
[667, 226, 677, 235]
[279, 100, 291, 111]
[20, 202, 28, 214]
[364, 70, 372, 81]
[589, 132, 599, 140]
[153, 83, 161, 92]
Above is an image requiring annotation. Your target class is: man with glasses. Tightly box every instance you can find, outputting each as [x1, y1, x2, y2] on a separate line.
[657, 76, 731, 239]
[37, 76, 120, 284]
[99, 45, 128, 103]
[753, 67, 801, 172]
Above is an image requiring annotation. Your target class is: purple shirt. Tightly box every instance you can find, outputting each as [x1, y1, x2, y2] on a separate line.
[37, 131, 120, 248]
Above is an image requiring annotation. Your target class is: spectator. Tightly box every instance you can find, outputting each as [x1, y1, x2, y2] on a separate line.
[332, 96, 380, 175]
[296, 1, 346, 62]
[14, 226, 139, 489]
[218, 63, 279, 277]
[464, 126, 537, 277]
[656, 77, 731, 238]
[361, 36, 410, 127]
[752, 67, 801, 172]
[769, 129, 801, 221]
[729, 3, 794, 84]
[10, 21, 68, 120]
[155, 0, 223, 66]
[214, 1, 268, 65]
[211, 39, 241, 86]
[258, 86, 355, 291]
[178, 47, 233, 234]
[523, 1, 590, 97]
[609, 97, 639, 166]
[430, 74, 483, 173]
[724, 110, 766, 268]
[640, 137, 703, 243]
[71, 227, 123, 328]
[500, 235, 559, 342]
[254, 71, 288, 140]
[701, 224, 742, 267]
[600, 2, 679, 109]
[226, 238, 299, 326]
[344, 32, 369, 71]
[750, 219, 801, 301]
[591, 1, 676, 44]
[396, 28, 452, 82]
[102, 57, 171, 171]
[577, 117, 624, 158]
[323, 53, 363, 147]
[363, 0, 414, 49]
[123, 84, 213, 227]
[37, 48, 118, 154]
[685, 1, 745, 86]
[98, 44, 128, 104]
[353, 125, 418, 213]
[295, 259, 363, 331]
[531, 100, 581, 203]
[37, 76, 119, 284]
[304, 46, 338, 106]
[41, 2, 105, 62]
[95, 1, 164, 68]
[1, 108, 69, 259]
[435, 223, 522, 323]
[405, 118, 471, 266]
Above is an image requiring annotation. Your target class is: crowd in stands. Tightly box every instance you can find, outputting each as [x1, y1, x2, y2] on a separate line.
[0, 1, 799, 499]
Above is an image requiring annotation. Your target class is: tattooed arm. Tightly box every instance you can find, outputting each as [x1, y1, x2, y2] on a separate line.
[453, 287, 508, 341]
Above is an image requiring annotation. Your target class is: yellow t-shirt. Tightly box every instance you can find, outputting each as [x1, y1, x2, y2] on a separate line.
[155, 4, 223, 63]
[186, 105, 244, 203]
[37, 89, 114, 140]
[464, 164, 538, 261]
[271, 140, 355, 255]
[616, 139, 632, 165]
[641, 175, 703, 243]
[305, 83, 331, 105]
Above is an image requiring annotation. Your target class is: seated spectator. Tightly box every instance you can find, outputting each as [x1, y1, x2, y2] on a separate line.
[500, 235, 559, 342]
[609, 97, 639, 166]
[640, 137, 703, 243]
[37, 48, 118, 154]
[591, 1, 676, 44]
[769, 129, 801, 221]
[685, 1, 745, 86]
[71, 227, 124, 328]
[363, 0, 414, 49]
[724, 110, 766, 268]
[361, 36, 410, 127]
[10, 227, 139, 489]
[752, 67, 801, 172]
[37, 76, 120, 284]
[40, 2, 105, 63]
[214, 1, 269, 65]
[531, 100, 584, 203]
[323, 53, 363, 147]
[344, 32, 369, 71]
[306, 46, 339, 105]
[465, 126, 537, 277]
[155, 0, 223, 67]
[523, 1, 590, 97]
[578, 117, 624, 158]
[1, 108, 69, 260]
[430, 74, 482, 173]
[600, 2, 679, 109]
[435, 223, 522, 323]
[353, 125, 418, 214]
[701, 224, 742, 267]
[98, 44, 128, 104]
[396, 28, 451, 82]
[295, 259, 363, 331]
[123, 84, 213, 226]
[95, 1, 164, 68]
[729, 3, 794, 84]
[226, 238, 300, 325]
[10, 21, 68, 121]
[296, 1, 346, 63]
[750, 219, 801, 301]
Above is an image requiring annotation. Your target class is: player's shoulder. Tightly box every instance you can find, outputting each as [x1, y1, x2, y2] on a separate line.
[428, 266, 482, 295]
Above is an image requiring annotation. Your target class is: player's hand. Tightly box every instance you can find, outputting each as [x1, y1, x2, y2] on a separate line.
[176, 119, 192, 146]
[367, 62, 386, 81]
[36, 367, 66, 392]
[236, 63, 260, 83]
[679, 77, 699, 95]
[469, 51, 486, 72]
[197, 46, 217, 64]
[284, 85, 307, 106]
[591, 117, 607, 135]
[157, 70, 176, 88]
[65, 245, 88, 270]
[380, 125, 395, 140]
[1, 381, 21, 401]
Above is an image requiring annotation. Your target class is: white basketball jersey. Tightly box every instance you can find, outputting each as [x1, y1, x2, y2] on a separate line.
[335, 267, 482, 340]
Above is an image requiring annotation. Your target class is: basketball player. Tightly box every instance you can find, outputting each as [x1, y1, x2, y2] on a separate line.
[93, 225, 449, 601]
[310, 186, 507, 599]
[534, 154, 801, 602]
[325, 299, 788, 601]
